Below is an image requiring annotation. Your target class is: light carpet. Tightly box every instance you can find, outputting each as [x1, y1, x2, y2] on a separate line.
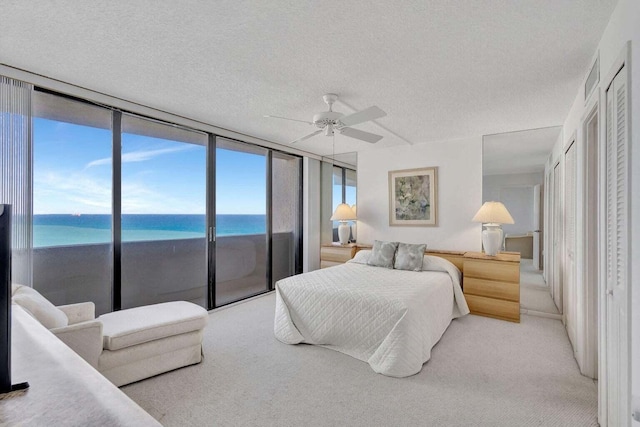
[123, 292, 596, 426]
[520, 260, 560, 315]
[520, 259, 547, 288]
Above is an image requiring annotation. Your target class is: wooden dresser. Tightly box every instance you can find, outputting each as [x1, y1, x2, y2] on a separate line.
[462, 251, 521, 323]
[320, 244, 358, 268]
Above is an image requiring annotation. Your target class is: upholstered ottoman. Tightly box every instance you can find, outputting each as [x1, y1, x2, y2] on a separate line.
[97, 301, 208, 386]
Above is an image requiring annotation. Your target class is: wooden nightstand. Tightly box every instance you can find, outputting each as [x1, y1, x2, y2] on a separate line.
[463, 251, 521, 323]
[320, 244, 357, 269]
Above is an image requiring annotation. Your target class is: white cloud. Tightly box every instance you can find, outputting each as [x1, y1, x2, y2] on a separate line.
[34, 170, 204, 215]
[85, 146, 192, 168]
[34, 171, 112, 214]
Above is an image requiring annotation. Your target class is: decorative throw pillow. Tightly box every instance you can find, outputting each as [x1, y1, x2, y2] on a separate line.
[11, 284, 68, 329]
[367, 240, 399, 269]
[349, 249, 371, 264]
[394, 243, 427, 271]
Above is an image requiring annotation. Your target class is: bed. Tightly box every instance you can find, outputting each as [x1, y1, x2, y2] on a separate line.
[274, 250, 469, 377]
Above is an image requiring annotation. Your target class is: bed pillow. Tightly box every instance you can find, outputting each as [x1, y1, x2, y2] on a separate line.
[394, 243, 427, 271]
[349, 249, 371, 264]
[367, 240, 398, 269]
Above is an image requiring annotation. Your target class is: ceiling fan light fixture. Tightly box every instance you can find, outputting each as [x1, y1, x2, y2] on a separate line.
[325, 124, 334, 136]
[322, 93, 338, 111]
[268, 93, 386, 144]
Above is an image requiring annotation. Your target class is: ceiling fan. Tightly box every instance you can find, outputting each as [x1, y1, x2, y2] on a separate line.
[264, 93, 387, 144]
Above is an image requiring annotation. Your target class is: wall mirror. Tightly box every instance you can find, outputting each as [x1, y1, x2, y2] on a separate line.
[482, 126, 561, 315]
[320, 152, 357, 245]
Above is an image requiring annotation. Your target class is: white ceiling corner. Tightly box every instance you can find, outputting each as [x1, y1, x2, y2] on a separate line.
[0, 0, 618, 157]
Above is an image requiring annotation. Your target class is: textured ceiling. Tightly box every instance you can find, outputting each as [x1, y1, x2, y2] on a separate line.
[0, 1, 617, 157]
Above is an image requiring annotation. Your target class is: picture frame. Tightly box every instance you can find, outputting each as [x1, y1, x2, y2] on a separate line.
[388, 167, 438, 226]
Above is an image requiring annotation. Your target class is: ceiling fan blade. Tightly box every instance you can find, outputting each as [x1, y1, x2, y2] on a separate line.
[338, 106, 386, 127]
[290, 129, 323, 144]
[339, 127, 383, 144]
[263, 115, 314, 125]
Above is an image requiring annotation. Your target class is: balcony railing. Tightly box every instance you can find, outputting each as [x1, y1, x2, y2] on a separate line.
[33, 232, 295, 315]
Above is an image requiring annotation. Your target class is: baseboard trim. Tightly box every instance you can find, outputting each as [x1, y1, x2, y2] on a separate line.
[208, 291, 274, 314]
[520, 308, 563, 320]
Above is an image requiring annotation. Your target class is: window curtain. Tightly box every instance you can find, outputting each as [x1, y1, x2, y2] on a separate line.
[0, 76, 33, 286]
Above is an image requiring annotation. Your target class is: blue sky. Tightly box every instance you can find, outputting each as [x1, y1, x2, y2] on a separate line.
[34, 118, 267, 215]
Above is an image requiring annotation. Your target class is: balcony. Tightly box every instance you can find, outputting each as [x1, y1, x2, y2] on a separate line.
[33, 232, 296, 315]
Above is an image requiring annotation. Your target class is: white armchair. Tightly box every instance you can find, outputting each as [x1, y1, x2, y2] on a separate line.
[12, 284, 208, 386]
[52, 302, 103, 368]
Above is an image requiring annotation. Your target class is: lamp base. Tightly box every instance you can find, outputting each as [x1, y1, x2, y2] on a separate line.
[482, 224, 502, 256]
[337, 222, 350, 245]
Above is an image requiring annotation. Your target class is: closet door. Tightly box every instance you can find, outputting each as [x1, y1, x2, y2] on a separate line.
[604, 63, 630, 427]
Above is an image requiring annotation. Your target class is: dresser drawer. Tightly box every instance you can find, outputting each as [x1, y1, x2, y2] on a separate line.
[320, 246, 355, 263]
[465, 294, 520, 322]
[464, 259, 519, 283]
[464, 277, 519, 302]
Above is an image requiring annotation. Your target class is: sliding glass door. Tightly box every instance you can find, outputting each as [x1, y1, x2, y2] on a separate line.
[120, 114, 208, 309]
[272, 152, 302, 285]
[31, 87, 303, 313]
[215, 138, 268, 306]
[32, 91, 114, 314]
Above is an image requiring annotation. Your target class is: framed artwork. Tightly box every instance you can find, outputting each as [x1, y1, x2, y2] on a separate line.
[388, 167, 438, 226]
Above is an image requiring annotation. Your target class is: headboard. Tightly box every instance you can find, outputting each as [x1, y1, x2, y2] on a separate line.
[354, 244, 466, 271]
[425, 250, 465, 271]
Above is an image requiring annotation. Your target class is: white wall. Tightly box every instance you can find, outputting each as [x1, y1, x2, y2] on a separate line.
[483, 172, 543, 236]
[357, 137, 482, 252]
[483, 172, 543, 201]
[546, 0, 640, 421]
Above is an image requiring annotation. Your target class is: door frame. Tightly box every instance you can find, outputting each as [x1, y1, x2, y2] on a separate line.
[551, 161, 563, 314]
[544, 170, 551, 284]
[563, 135, 577, 351]
[578, 89, 600, 379]
[532, 183, 542, 270]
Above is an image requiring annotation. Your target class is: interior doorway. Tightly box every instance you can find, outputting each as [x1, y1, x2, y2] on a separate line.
[580, 93, 599, 379]
[532, 183, 543, 270]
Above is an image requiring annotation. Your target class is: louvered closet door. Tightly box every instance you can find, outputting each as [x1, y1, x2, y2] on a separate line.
[605, 64, 629, 427]
[564, 141, 577, 350]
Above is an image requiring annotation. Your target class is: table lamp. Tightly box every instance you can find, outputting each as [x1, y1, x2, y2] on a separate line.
[472, 201, 514, 256]
[331, 203, 357, 245]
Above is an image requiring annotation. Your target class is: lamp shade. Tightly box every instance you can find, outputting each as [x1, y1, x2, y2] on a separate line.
[330, 203, 356, 221]
[472, 201, 514, 225]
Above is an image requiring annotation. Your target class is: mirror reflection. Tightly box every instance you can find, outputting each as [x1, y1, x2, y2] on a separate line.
[482, 127, 561, 316]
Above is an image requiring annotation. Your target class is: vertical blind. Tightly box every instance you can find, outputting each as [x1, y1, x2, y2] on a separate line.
[0, 76, 33, 286]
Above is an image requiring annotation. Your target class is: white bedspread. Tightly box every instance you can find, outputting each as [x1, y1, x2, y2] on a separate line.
[274, 257, 469, 377]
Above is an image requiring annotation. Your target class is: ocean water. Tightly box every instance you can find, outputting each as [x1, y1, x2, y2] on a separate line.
[34, 214, 266, 247]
